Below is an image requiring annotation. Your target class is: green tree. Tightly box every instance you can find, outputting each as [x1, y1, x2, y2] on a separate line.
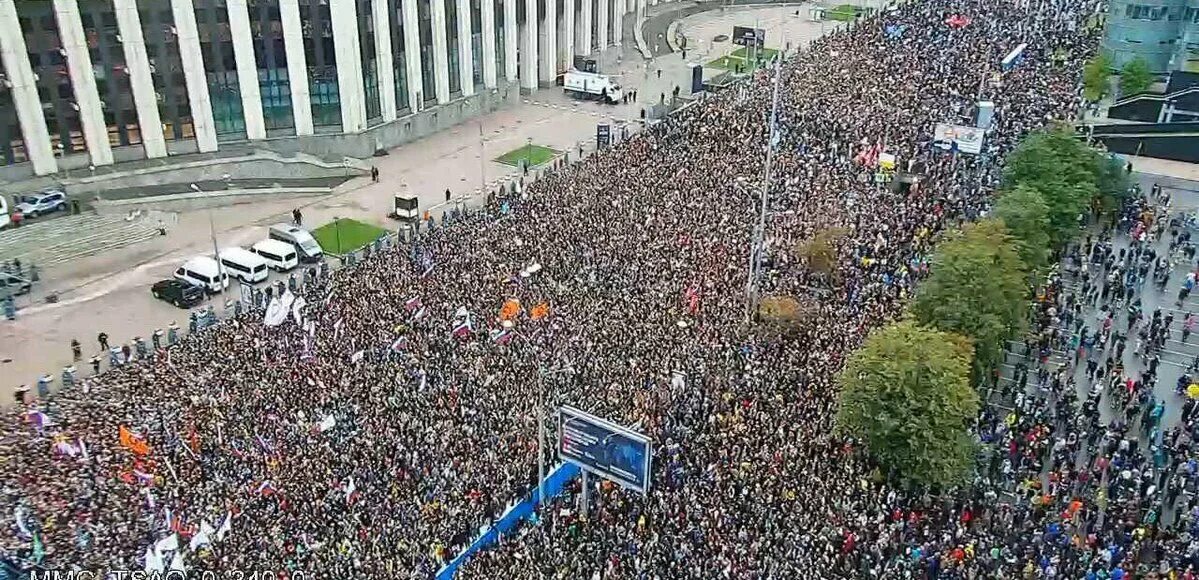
[1083, 53, 1112, 101]
[992, 185, 1052, 270]
[835, 320, 979, 489]
[911, 220, 1029, 378]
[1003, 129, 1101, 243]
[1120, 56, 1154, 96]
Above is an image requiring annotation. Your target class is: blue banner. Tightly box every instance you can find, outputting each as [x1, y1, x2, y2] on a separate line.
[437, 462, 580, 580]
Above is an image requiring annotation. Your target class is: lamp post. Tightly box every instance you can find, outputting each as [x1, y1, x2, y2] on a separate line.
[507, 321, 574, 508]
[745, 58, 783, 323]
[189, 182, 222, 269]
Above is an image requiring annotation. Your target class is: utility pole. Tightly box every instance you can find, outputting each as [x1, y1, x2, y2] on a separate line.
[745, 58, 784, 323]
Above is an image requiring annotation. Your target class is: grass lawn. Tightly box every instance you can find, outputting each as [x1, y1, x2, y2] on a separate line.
[707, 47, 780, 71]
[311, 218, 388, 255]
[495, 144, 559, 168]
[826, 4, 863, 21]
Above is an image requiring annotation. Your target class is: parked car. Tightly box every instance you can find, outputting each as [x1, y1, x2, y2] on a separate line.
[15, 189, 67, 218]
[150, 279, 205, 308]
[0, 272, 32, 295]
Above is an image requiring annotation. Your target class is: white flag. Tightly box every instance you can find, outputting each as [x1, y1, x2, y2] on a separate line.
[291, 296, 307, 326]
[154, 533, 178, 555]
[169, 552, 186, 572]
[144, 546, 164, 573]
[215, 512, 232, 542]
[345, 477, 356, 503]
[264, 297, 286, 326]
[189, 520, 215, 551]
[319, 414, 336, 432]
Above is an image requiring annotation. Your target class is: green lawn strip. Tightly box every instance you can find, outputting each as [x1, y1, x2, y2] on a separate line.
[826, 4, 862, 21]
[729, 47, 779, 60]
[706, 55, 744, 70]
[311, 218, 388, 255]
[494, 144, 559, 168]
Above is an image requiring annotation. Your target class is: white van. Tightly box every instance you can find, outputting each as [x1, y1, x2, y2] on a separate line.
[218, 247, 269, 283]
[268, 224, 323, 262]
[251, 239, 299, 272]
[174, 256, 229, 293]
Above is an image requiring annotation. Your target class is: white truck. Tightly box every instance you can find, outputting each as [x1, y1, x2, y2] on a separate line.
[563, 70, 623, 104]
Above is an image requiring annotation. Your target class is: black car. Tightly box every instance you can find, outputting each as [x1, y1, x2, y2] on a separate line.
[151, 279, 204, 308]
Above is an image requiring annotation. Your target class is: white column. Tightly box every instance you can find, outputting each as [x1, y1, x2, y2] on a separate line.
[503, 0, 517, 82]
[113, 0, 167, 158]
[0, 0, 55, 174]
[171, 0, 218, 152]
[520, 0, 537, 89]
[373, 0, 398, 122]
[432, 0, 451, 102]
[612, 0, 622, 46]
[226, 0, 266, 140]
[401, 0, 424, 108]
[481, 0, 497, 87]
[456, 0, 474, 95]
[280, 0, 313, 135]
[539, 0, 555, 82]
[330, 0, 367, 132]
[596, 0, 607, 50]
[52, 0, 112, 167]
[561, 0, 573, 68]
[580, 0, 592, 55]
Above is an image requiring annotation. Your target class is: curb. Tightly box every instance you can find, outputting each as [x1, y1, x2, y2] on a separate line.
[95, 187, 333, 208]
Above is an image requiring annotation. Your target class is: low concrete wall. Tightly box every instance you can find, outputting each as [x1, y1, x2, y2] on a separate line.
[93, 187, 333, 213]
[0, 80, 521, 188]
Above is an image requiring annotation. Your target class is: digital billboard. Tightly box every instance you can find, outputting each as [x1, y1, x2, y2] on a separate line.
[732, 26, 766, 48]
[558, 406, 652, 494]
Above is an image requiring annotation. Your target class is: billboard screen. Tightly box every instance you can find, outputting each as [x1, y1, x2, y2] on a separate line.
[732, 26, 765, 47]
[558, 406, 652, 493]
[933, 123, 985, 155]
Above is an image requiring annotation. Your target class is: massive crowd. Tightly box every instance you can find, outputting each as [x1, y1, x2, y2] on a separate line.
[1, 0, 1173, 576]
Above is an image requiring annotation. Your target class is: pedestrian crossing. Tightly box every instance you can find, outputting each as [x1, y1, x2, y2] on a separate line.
[0, 211, 176, 268]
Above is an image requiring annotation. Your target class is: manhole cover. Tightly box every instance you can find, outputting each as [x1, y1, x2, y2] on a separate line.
[713, 34, 729, 42]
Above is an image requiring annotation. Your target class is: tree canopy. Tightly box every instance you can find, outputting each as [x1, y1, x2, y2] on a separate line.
[1002, 128, 1128, 244]
[794, 226, 847, 277]
[1083, 53, 1112, 101]
[836, 320, 979, 489]
[991, 184, 1052, 270]
[911, 220, 1029, 377]
[1119, 56, 1154, 96]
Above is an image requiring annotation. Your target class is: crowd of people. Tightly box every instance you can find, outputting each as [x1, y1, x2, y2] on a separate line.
[3, 0, 1179, 576]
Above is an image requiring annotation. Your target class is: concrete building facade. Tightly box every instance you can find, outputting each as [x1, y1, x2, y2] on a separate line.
[0, 0, 643, 179]
[1103, 0, 1199, 72]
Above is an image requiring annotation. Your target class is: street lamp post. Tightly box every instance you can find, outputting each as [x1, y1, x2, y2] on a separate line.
[745, 58, 784, 323]
[189, 182, 222, 269]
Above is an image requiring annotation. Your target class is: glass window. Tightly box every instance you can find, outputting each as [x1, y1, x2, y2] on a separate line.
[358, 0, 382, 123]
[139, 0, 194, 142]
[447, 0, 461, 94]
[495, 0, 504, 77]
[390, 0, 410, 112]
[251, 0, 295, 132]
[418, 0, 435, 103]
[86, 3, 142, 147]
[304, 0, 341, 130]
[471, 0, 483, 86]
[196, 0, 247, 141]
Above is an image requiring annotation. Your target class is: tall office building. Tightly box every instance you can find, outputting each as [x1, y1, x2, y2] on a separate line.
[0, 0, 642, 177]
